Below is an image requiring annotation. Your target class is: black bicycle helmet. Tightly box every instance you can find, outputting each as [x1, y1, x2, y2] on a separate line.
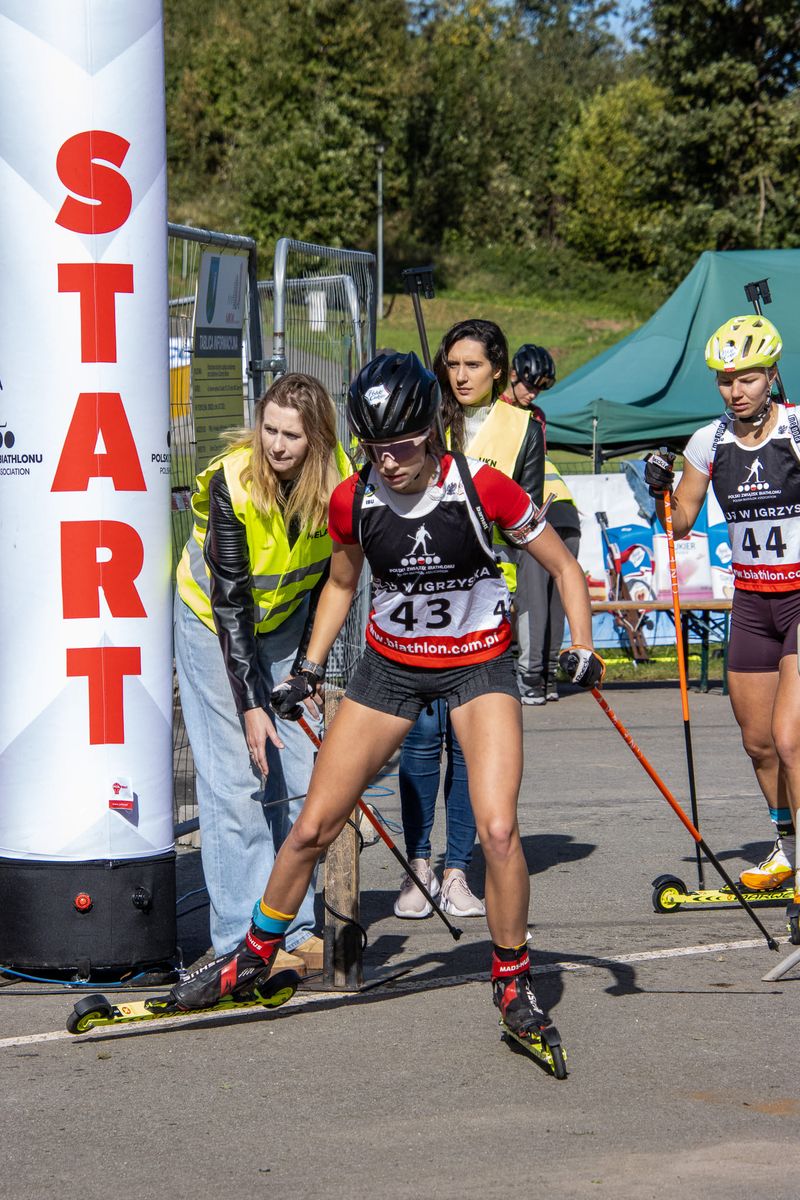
[348, 351, 441, 440]
[512, 344, 556, 391]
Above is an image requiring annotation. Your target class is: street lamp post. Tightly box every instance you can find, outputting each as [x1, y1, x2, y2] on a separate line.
[376, 141, 384, 320]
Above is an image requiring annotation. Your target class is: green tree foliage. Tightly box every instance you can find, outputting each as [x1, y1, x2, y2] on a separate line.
[163, 0, 800, 286]
[406, 0, 623, 249]
[556, 76, 667, 266]
[166, 0, 410, 246]
[637, 0, 800, 278]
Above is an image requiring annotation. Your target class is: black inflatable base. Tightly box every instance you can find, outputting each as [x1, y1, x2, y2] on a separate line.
[0, 853, 177, 973]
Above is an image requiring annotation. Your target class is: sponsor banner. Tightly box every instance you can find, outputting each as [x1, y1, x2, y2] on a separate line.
[0, 2, 173, 860]
[192, 251, 247, 469]
[706, 485, 735, 600]
[562, 471, 733, 648]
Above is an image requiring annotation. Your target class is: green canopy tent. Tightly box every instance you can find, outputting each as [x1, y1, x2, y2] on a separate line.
[544, 249, 800, 465]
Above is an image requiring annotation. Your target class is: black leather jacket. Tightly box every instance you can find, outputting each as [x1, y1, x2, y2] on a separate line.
[203, 470, 323, 713]
[511, 411, 545, 509]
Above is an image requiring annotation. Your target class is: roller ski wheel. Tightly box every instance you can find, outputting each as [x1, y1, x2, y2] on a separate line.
[499, 1018, 568, 1080]
[651, 873, 793, 913]
[787, 900, 800, 946]
[651, 874, 687, 913]
[65, 969, 300, 1035]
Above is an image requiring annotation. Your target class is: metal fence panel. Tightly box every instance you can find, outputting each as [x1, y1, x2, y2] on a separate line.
[260, 238, 377, 687]
[168, 228, 375, 834]
[167, 223, 260, 838]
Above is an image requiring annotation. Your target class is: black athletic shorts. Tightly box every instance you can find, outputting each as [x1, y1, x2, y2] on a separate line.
[728, 587, 800, 672]
[344, 645, 519, 720]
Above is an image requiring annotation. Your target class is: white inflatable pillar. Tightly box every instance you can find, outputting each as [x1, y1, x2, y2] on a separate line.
[0, 1, 175, 972]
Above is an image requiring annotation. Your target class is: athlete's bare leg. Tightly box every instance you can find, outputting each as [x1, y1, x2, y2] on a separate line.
[261, 699, 414, 915]
[728, 670, 788, 823]
[449, 693, 528, 946]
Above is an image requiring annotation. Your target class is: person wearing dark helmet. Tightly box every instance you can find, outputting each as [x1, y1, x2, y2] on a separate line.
[373, 348, 484, 921]
[167, 351, 604, 1038]
[645, 315, 799, 897]
[507, 342, 555, 428]
[503, 344, 582, 703]
[387, 320, 542, 921]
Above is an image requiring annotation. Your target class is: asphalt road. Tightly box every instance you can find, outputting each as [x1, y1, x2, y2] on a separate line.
[2, 680, 799, 1199]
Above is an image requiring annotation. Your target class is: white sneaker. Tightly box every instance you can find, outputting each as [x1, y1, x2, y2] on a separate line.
[739, 837, 793, 891]
[394, 858, 440, 918]
[440, 870, 486, 917]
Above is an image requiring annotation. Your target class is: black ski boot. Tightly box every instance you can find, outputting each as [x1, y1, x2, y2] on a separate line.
[492, 948, 549, 1035]
[168, 927, 281, 1012]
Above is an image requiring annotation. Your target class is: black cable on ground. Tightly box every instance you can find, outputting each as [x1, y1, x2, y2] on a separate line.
[3, 792, 394, 992]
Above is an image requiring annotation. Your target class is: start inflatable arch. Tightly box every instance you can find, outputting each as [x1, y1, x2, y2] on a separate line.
[0, 1, 175, 972]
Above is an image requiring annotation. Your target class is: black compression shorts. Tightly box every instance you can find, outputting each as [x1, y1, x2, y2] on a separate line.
[727, 588, 800, 672]
[344, 646, 519, 720]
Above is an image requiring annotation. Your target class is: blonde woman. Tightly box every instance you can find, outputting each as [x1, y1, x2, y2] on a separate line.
[174, 373, 343, 972]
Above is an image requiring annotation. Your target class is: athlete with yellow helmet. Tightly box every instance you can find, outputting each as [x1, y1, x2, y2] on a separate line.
[644, 314, 799, 895]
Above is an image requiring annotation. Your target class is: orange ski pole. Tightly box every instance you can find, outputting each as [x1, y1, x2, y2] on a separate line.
[662, 485, 705, 888]
[590, 687, 778, 951]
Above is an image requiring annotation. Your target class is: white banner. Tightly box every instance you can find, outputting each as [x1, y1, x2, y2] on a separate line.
[0, 1, 173, 860]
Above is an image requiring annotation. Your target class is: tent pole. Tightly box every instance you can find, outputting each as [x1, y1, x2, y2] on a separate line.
[592, 417, 602, 473]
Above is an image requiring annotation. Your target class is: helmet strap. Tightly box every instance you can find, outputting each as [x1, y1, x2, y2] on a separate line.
[728, 393, 772, 428]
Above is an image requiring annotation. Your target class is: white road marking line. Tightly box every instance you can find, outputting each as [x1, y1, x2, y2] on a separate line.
[0, 934, 786, 1050]
[0, 1029, 74, 1049]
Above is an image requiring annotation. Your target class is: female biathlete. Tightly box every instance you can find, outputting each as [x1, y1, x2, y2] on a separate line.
[169, 352, 605, 1036]
[645, 315, 799, 895]
[392, 320, 545, 920]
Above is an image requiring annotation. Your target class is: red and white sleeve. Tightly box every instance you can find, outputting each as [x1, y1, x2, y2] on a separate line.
[473, 463, 545, 546]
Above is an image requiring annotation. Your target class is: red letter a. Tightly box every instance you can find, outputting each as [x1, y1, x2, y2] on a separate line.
[52, 394, 146, 492]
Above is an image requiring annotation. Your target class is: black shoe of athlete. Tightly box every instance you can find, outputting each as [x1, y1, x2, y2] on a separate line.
[493, 970, 550, 1036]
[168, 932, 279, 1012]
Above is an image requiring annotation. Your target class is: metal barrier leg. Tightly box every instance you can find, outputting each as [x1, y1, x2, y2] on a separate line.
[762, 945, 800, 982]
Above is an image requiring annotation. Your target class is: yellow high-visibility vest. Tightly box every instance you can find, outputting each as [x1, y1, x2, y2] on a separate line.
[176, 445, 342, 633]
[465, 400, 576, 507]
[465, 400, 530, 477]
[542, 457, 576, 506]
[462, 403, 534, 594]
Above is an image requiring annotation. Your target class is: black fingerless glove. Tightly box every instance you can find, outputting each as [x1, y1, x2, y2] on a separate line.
[559, 646, 606, 690]
[643, 448, 676, 497]
[270, 673, 315, 721]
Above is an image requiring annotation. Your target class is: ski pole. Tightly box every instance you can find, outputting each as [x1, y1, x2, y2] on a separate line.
[401, 265, 435, 370]
[401, 265, 448, 449]
[744, 278, 788, 404]
[589, 687, 778, 951]
[296, 715, 463, 941]
[662, 485, 705, 889]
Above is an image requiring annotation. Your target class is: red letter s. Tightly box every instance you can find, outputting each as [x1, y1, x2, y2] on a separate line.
[55, 131, 132, 235]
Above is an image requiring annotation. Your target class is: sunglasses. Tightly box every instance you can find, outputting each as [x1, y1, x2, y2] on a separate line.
[360, 430, 430, 464]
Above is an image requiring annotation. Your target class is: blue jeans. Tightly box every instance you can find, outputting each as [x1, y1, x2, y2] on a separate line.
[174, 590, 319, 956]
[397, 699, 477, 871]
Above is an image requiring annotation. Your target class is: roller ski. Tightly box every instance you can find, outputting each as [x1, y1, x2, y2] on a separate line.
[652, 873, 793, 914]
[66, 929, 299, 1035]
[492, 948, 568, 1080]
[787, 888, 800, 946]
